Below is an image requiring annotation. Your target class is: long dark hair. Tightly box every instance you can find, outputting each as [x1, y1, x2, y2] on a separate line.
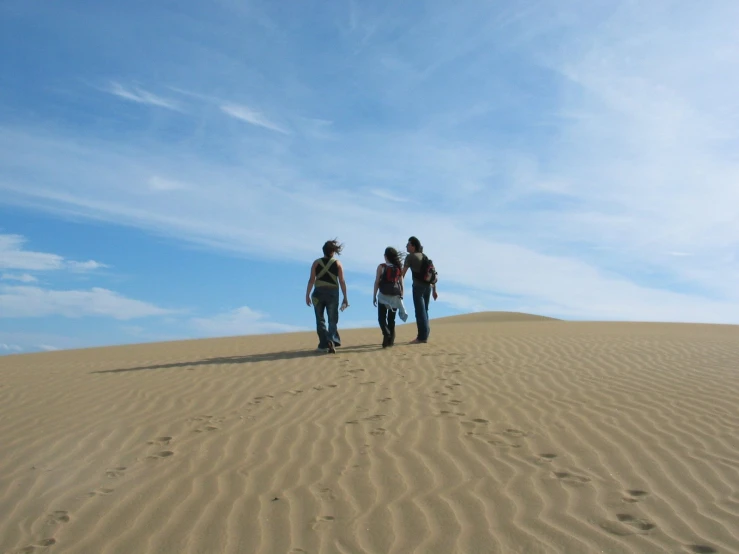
[384, 246, 403, 268]
[407, 236, 423, 253]
[322, 239, 344, 257]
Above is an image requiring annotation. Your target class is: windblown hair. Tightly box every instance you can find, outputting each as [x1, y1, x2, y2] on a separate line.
[322, 239, 344, 257]
[407, 236, 423, 253]
[384, 246, 404, 268]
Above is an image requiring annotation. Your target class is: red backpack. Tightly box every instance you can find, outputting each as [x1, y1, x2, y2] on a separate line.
[379, 264, 402, 295]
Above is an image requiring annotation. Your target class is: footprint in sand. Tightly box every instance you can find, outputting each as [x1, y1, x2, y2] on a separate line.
[20, 539, 57, 552]
[486, 438, 521, 448]
[105, 466, 127, 478]
[537, 453, 558, 463]
[378, 397, 392, 403]
[146, 451, 174, 460]
[553, 471, 591, 485]
[688, 545, 718, 553]
[369, 428, 386, 436]
[597, 514, 656, 536]
[504, 428, 528, 438]
[311, 515, 336, 530]
[616, 513, 656, 532]
[623, 489, 649, 503]
[147, 436, 173, 446]
[46, 510, 70, 525]
[318, 487, 336, 501]
[362, 414, 386, 422]
[82, 487, 115, 498]
[192, 425, 219, 433]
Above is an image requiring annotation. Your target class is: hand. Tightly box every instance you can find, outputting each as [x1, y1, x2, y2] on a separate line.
[340, 299, 349, 311]
[373, 297, 378, 307]
[305, 294, 312, 307]
[432, 289, 438, 301]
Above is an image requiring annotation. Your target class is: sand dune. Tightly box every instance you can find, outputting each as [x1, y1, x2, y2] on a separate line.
[1, 313, 738, 554]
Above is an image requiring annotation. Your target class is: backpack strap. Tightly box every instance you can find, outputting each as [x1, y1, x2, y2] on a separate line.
[315, 257, 338, 283]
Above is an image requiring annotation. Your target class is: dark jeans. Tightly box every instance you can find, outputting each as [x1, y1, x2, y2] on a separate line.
[378, 304, 397, 340]
[412, 283, 431, 341]
[312, 287, 341, 348]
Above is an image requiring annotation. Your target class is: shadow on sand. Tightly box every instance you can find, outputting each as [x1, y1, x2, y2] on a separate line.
[91, 344, 382, 374]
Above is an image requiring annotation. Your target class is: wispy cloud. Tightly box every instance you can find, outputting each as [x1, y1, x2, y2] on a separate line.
[1, 343, 23, 352]
[368, 189, 408, 203]
[1, 2, 738, 325]
[0, 234, 107, 273]
[67, 260, 109, 271]
[220, 103, 289, 134]
[0, 285, 175, 319]
[0, 330, 82, 355]
[103, 82, 182, 111]
[0, 234, 65, 270]
[191, 306, 303, 337]
[1, 273, 38, 283]
[38, 344, 59, 351]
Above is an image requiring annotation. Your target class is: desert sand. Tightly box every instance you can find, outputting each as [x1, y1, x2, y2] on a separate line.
[1, 313, 738, 554]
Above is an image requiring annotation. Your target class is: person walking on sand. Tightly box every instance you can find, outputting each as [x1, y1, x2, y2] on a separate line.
[403, 236, 438, 344]
[373, 247, 409, 348]
[305, 239, 349, 353]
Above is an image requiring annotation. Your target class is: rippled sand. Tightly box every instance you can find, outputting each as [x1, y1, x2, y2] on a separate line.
[1, 313, 737, 554]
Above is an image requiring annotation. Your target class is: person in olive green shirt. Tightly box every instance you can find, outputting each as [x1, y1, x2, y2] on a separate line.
[305, 239, 349, 353]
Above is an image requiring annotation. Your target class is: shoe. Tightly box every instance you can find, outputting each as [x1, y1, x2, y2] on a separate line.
[389, 331, 395, 346]
[409, 338, 427, 344]
[327, 341, 336, 354]
[316, 347, 328, 353]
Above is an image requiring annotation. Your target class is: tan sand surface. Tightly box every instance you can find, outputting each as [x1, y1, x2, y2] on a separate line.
[1, 313, 738, 554]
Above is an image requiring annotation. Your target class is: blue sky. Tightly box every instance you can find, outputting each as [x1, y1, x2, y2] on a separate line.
[2, 0, 738, 354]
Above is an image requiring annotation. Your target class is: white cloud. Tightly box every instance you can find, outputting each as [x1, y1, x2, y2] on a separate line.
[0, 286, 175, 319]
[220, 103, 288, 134]
[66, 260, 109, 271]
[0, 234, 107, 273]
[1, 2, 738, 325]
[1, 273, 38, 283]
[38, 344, 59, 351]
[369, 189, 408, 203]
[1, 343, 23, 352]
[104, 82, 182, 111]
[0, 234, 64, 270]
[191, 306, 303, 337]
[0, 330, 82, 354]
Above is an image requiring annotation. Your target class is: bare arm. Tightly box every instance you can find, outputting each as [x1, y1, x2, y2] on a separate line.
[337, 261, 349, 310]
[372, 264, 383, 306]
[305, 260, 318, 306]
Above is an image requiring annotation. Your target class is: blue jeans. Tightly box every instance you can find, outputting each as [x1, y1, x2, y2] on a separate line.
[412, 283, 431, 341]
[312, 287, 341, 348]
